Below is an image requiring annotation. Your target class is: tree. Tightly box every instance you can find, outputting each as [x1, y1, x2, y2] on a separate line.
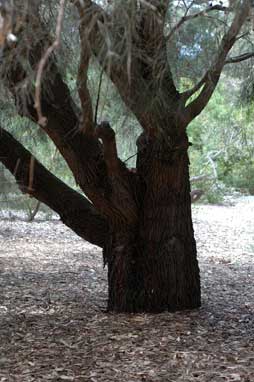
[0, 0, 253, 312]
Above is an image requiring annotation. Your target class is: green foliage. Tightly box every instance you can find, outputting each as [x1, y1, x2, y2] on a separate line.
[188, 78, 254, 199]
[1, 68, 254, 214]
[0, 99, 75, 219]
[0, 59, 141, 217]
[1, 0, 254, 213]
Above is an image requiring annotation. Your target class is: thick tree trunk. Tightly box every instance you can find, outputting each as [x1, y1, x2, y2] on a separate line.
[1, 0, 249, 315]
[105, 134, 201, 313]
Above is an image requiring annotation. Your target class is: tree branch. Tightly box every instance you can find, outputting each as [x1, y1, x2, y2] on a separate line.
[1, 10, 140, 230]
[225, 51, 254, 64]
[75, 0, 94, 134]
[95, 121, 120, 175]
[34, 0, 66, 126]
[95, 121, 138, 225]
[1, 10, 117, 218]
[75, 0, 179, 132]
[0, 125, 108, 248]
[166, 4, 229, 41]
[182, 1, 251, 124]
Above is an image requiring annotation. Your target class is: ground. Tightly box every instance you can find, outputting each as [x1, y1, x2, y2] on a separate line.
[0, 197, 253, 382]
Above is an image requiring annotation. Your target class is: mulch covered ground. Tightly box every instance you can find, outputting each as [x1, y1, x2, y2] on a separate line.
[0, 197, 253, 381]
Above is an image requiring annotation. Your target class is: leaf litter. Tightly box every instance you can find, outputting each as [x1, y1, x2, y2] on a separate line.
[0, 196, 253, 381]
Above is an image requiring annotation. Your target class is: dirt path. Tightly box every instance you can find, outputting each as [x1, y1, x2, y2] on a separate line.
[0, 197, 253, 381]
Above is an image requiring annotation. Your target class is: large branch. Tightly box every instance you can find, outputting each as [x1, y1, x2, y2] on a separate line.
[0, 126, 108, 248]
[95, 122, 138, 225]
[76, 0, 179, 133]
[0, 4, 102, 191]
[75, 0, 94, 134]
[1, 9, 139, 227]
[182, 1, 251, 124]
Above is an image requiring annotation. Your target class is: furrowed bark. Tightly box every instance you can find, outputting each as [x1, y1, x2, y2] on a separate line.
[74, 2, 201, 312]
[0, 126, 108, 248]
[1, 1, 229, 313]
[106, 130, 201, 312]
[138, 136, 201, 311]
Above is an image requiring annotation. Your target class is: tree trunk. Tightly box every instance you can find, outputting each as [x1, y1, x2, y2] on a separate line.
[0, 126, 201, 313]
[105, 134, 201, 313]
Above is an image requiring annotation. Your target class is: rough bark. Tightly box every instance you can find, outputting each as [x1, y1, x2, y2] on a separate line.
[105, 131, 201, 312]
[0, 126, 108, 248]
[139, 136, 200, 311]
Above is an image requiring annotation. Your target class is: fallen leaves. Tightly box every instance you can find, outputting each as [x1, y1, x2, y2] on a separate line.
[0, 197, 253, 381]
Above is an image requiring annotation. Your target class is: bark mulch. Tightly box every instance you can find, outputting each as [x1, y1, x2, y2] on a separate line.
[0, 197, 253, 381]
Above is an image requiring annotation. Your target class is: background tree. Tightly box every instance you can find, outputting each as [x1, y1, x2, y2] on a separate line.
[0, 0, 253, 312]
